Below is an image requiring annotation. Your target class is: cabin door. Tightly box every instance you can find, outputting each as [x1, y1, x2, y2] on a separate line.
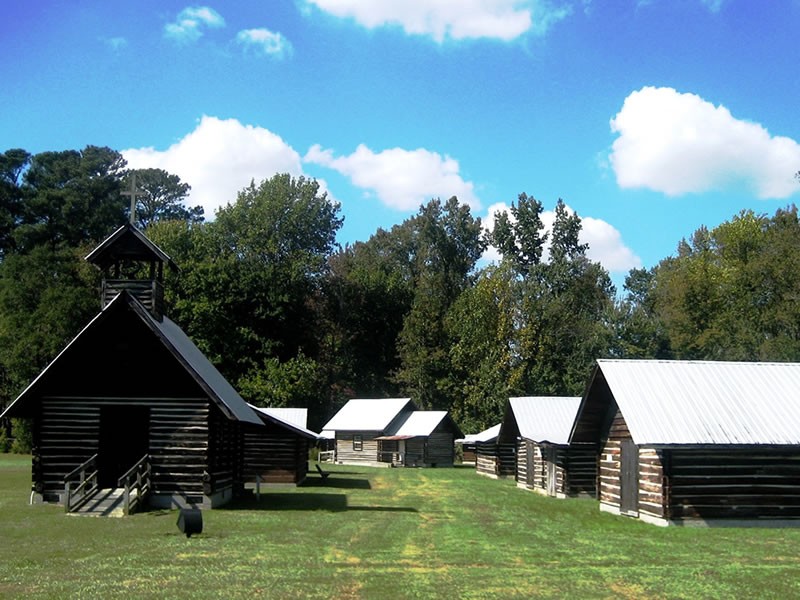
[98, 406, 150, 488]
[545, 446, 558, 496]
[620, 438, 639, 515]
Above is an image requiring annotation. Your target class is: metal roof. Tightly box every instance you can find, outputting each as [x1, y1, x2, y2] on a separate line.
[390, 411, 448, 437]
[321, 398, 413, 432]
[135, 297, 262, 425]
[457, 423, 501, 444]
[258, 407, 308, 429]
[249, 405, 318, 440]
[592, 359, 800, 445]
[85, 222, 177, 271]
[508, 396, 582, 445]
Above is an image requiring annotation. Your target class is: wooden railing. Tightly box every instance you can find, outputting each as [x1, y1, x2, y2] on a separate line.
[118, 454, 151, 516]
[63, 454, 98, 513]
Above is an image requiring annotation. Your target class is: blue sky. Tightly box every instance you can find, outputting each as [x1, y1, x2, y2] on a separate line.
[3, 1, 800, 290]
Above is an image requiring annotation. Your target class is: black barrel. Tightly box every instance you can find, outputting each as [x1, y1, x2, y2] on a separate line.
[177, 508, 203, 538]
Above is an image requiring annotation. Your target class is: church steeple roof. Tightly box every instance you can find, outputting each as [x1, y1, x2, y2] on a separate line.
[85, 222, 177, 271]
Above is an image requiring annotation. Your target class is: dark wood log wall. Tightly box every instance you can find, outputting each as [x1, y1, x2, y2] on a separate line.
[461, 444, 477, 464]
[517, 439, 597, 498]
[476, 442, 516, 478]
[666, 448, 800, 520]
[426, 432, 455, 466]
[404, 438, 426, 466]
[242, 423, 309, 485]
[566, 444, 598, 498]
[36, 396, 212, 503]
[208, 407, 243, 500]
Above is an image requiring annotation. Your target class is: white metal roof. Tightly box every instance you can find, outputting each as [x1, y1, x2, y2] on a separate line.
[594, 359, 800, 445]
[391, 411, 448, 437]
[508, 396, 581, 445]
[321, 398, 413, 432]
[258, 407, 308, 429]
[457, 423, 501, 444]
[249, 405, 318, 440]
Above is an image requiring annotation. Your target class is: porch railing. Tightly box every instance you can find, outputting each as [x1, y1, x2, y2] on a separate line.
[63, 454, 98, 513]
[118, 454, 151, 516]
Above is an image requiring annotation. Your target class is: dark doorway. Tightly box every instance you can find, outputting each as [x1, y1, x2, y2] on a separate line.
[620, 438, 639, 515]
[98, 406, 149, 488]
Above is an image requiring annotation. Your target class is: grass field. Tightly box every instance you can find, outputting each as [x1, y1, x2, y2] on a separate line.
[1, 454, 799, 599]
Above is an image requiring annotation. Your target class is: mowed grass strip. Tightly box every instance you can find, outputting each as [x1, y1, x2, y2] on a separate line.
[1, 454, 800, 599]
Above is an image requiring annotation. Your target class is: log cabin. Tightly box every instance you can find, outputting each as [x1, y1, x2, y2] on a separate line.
[570, 359, 800, 526]
[243, 407, 319, 485]
[322, 398, 416, 466]
[456, 423, 501, 465]
[501, 396, 594, 498]
[475, 423, 516, 479]
[0, 223, 265, 512]
[375, 411, 463, 467]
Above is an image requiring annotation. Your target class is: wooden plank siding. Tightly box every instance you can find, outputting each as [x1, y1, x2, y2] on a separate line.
[426, 431, 456, 466]
[335, 431, 383, 465]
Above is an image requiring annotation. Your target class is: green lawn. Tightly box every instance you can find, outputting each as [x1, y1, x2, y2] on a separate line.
[1, 455, 799, 599]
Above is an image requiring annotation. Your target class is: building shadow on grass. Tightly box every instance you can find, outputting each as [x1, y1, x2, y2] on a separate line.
[225, 492, 417, 513]
[302, 476, 371, 490]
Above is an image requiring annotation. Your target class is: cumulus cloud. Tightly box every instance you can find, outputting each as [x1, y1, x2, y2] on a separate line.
[482, 202, 641, 274]
[302, 0, 570, 42]
[236, 28, 292, 58]
[305, 144, 480, 211]
[164, 6, 225, 43]
[609, 86, 800, 199]
[122, 116, 304, 218]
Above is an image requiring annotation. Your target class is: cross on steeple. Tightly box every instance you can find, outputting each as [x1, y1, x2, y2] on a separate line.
[121, 173, 145, 225]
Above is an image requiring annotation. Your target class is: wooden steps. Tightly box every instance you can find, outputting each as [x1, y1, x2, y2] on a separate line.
[68, 488, 129, 517]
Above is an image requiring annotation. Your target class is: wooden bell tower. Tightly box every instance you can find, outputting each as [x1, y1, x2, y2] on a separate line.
[85, 222, 177, 321]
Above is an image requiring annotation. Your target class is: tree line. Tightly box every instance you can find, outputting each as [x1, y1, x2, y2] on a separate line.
[2, 145, 800, 449]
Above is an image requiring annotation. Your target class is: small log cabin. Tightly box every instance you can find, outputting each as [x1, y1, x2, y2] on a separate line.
[375, 411, 463, 467]
[570, 359, 800, 526]
[501, 396, 595, 498]
[322, 398, 416, 466]
[243, 407, 319, 485]
[475, 423, 516, 479]
[0, 223, 264, 509]
[456, 423, 501, 465]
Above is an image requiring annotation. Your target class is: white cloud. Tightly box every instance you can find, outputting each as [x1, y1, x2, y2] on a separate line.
[482, 202, 641, 274]
[609, 86, 800, 199]
[305, 144, 480, 211]
[122, 116, 304, 218]
[302, 0, 570, 42]
[236, 28, 292, 58]
[164, 6, 225, 43]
